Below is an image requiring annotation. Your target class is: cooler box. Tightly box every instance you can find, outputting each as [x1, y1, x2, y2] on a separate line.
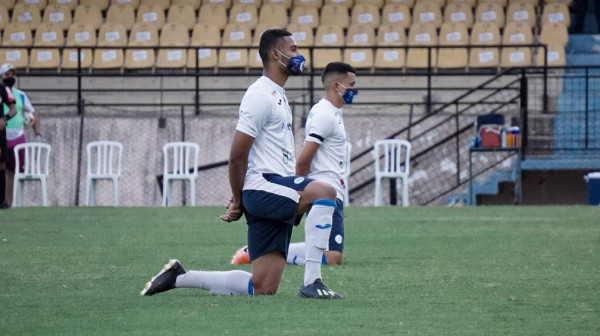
[585, 172, 600, 205]
[479, 125, 502, 148]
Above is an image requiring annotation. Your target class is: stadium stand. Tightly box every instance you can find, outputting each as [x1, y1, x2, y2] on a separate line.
[506, 2, 537, 28]
[136, 4, 166, 30]
[106, 3, 136, 31]
[412, 1, 442, 28]
[17, 0, 46, 10]
[381, 3, 411, 29]
[287, 23, 315, 47]
[344, 23, 376, 69]
[475, 2, 506, 29]
[62, 22, 96, 70]
[219, 23, 250, 69]
[48, 0, 77, 11]
[12, 2, 42, 31]
[259, 4, 289, 28]
[81, 0, 109, 11]
[156, 23, 189, 69]
[167, 4, 197, 30]
[406, 22, 437, 69]
[374, 23, 406, 69]
[0, 5, 9, 31]
[73, 4, 103, 30]
[356, 0, 384, 9]
[542, 2, 570, 27]
[438, 21, 469, 69]
[93, 22, 127, 71]
[172, 0, 201, 10]
[290, 6, 319, 28]
[469, 21, 501, 69]
[187, 23, 220, 69]
[324, 0, 353, 9]
[351, 3, 381, 29]
[42, 3, 72, 31]
[124, 22, 159, 70]
[320, 4, 350, 28]
[141, 0, 171, 10]
[30, 22, 63, 70]
[198, 4, 228, 30]
[0, 0, 14, 10]
[313, 23, 344, 69]
[228, 4, 258, 30]
[444, 2, 474, 28]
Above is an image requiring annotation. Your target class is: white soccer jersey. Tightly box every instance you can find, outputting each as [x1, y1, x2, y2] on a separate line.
[304, 98, 347, 201]
[236, 76, 295, 187]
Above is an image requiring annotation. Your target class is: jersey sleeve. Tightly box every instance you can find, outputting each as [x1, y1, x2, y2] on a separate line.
[20, 91, 34, 114]
[305, 109, 335, 145]
[236, 93, 272, 138]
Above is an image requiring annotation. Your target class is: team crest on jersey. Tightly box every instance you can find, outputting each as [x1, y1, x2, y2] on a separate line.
[282, 148, 292, 164]
[294, 177, 305, 184]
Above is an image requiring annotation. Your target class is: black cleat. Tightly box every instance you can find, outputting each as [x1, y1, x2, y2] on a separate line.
[140, 259, 186, 296]
[0, 201, 11, 209]
[298, 278, 343, 299]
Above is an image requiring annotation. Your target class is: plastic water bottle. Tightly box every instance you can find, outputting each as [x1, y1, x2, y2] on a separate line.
[501, 128, 507, 147]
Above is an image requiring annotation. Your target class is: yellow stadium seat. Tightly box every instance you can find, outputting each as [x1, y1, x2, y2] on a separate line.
[377, 23, 406, 46]
[540, 22, 568, 46]
[106, 4, 136, 31]
[313, 24, 343, 69]
[30, 22, 63, 69]
[475, 2, 505, 29]
[351, 4, 380, 29]
[167, 4, 196, 30]
[232, 0, 262, 6]
[73, 4, 103, 30]
[81, 0, 109, 11]
[542, 3, 570, 27]
[423, 0, 445, 7]
[381, 4, 411, 29]
[93, 22, 127, 70]
[0, 48, 28, 69]
[375, 25, 405, 69]
[535, 42, 565, 66]
[324, 0, 353, 8]
[156, 23, 189, 69]
[384, 0, 414, 8]
[508, 0, 538, 6]
[172, 0, 201, 10]
[320, 4, 350, 29]
[62, 23, 95, 70]
[444, 2, 474, 28]
[287, 23, 314, 47]
[12, 3, 42, 31]
[468, 22, 500, 69]
[125, 22, 158, 69]
[218, 48, 248, 69]
[187, 23, 220, 69]
[292, 0, 322, 9]
[263, 0, 292, 9]
[344, 23, 375, 69]
[198, 4, 228, 30]
[228, 4, 258, 30]
[501, 47, 531, 67]
[355, 0, 384, 9]
[222, 23, 251, 46]
[506, 2, 536, 27]
[248, 48, 263, 68]
[42, 3, 71, 31]
[0, 5, 9, 31]
[136, 4, 166, 30]
[412, 1, 442, 28]
[479, 0, 507, 7]
[259, 4, 288, 28]
[205, 0, 232, 9]
[406, 22, 437, 69]
[2, 23, 32, 45]
[545, 0, 572, 5]
[0, 0, 14, 10]
[111, 0, 141, 9]
[502, 21, 533, 45]
[49, 0, 77, 11]
[438, 22, 468, 69]
[290, 6, 319, 28]
[446, 0, 476, 8]
[140, 0, 170, 10]
[17, 0, 46, 11]
[218, 23, 250, 69]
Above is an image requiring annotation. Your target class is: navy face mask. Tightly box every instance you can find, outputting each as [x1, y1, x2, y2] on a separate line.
[337, 83, 359, 104]
[276, 50, 306, 76]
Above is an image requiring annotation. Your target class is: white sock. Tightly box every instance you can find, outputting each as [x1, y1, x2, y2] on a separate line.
[175, 270, 253, 296]
[287, 242, 306, 265]
[303, 199, 335, 286]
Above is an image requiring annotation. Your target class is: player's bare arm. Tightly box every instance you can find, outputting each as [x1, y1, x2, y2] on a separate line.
[220, 130, 255, 222]
[296, 141, 320, 176]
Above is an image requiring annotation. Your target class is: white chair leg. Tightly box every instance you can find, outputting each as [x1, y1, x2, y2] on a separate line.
[374, 177, 381, 206]
[189, 178, 195, 206]
[162, 178, 168, 207]
[12, 177, 19, 207]
[402, 177, 409, 207]
[85, 177, 91, 206]
[18, 180, 25, 207]
[41, 177, 48, 206]
[113, 177, 119, 207]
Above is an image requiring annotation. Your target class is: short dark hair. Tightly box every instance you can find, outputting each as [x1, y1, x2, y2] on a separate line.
[259, 29, 293, 65]
[321, 62, 356, 84]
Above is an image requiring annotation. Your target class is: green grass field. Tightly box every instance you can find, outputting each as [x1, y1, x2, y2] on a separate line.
[1, 206, 599, 335]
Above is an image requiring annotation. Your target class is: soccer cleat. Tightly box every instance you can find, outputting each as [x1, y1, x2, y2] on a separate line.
[298, 278, 343, 299]
[230, 245, 250, 265]
[140, 259, 186, 296]
[0, 201, 11, 209]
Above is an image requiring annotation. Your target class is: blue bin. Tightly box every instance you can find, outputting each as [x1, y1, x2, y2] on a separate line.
[585, 172, 600, 205]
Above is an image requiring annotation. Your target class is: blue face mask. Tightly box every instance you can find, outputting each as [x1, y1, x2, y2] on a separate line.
[338, 83, 359, 104]
[276, 50, 306, 76]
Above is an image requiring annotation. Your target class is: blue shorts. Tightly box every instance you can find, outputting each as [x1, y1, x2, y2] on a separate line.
[243, 173, 314, 262]
[328, 198, 345, 253]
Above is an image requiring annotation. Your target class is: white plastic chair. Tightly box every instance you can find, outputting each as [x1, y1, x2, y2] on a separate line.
[12, 143, 51, 207]
[162, 142, 200, 206]
[85, 141, 123, 206]
[374, 139, 411, 207]
[342, 141, 352, 205]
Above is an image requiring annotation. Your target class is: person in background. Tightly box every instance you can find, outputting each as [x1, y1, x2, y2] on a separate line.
[0, 69, 18, 209]
[572, 0, 600, 34]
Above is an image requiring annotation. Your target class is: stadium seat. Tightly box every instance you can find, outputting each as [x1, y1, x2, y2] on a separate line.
[293, 0, 323, 9]
[93, 22, 127, 70]
[140, 0, 170, 10]
[264, 0, 292, 9]
[446, 0, 476, 7]
[124, 22, 158, 70]
[62, 23, 96, 70]
[351, 4, 380, 29]
[384, 0, 414, 8]
[438, 22, 468, 69]
[187, 23, 220, 69]
[248, 48, 263, 68]
[508, 0, 538, 6]
[290, 6, 319, 29]
[85, 141, 123, 207]
[156, 23, 189, 69]
[540, 22, 568, 46]
[172, 0, 201, 10]
[81, 0, 109, 11]
[12, 3, 42, 31]
[113, 0, 141, 9]
[30, 22, 63, 69]
[42, 3, 72, 31]
[506, 2, 536, 27]
[0, 5, 9, 31]
[287, 23, 315, 47]
[312, 24, 343, 69]
[468, 22, 500, 69]
[479, 0, 507, 7]
[136, 4, 166, 30]
[544, 0, 572, 4]
[381, 4, 411, 29]
[106, 4, 136, 31]
[535, 42, 565, 67]
[167, 4, 197, 31]
[501, 47, 531, 67]
[475, 2, 505, 29]
[502, 21, 533, 45]
[207, 0, 232, 9]
[355, 0, 384, 9]
[344, 24, 375, 69]
[258, 4, 288, 28]
[17, 0, 46, 11]
[412, 1, 442, 28]
[228, 4, 258, 30]
[219, 23, 251, 69]
[324, 0, 353, 8]
[0, 0, 14, 10]
[73, 4, 103, 30]
[49, 0, 77, 10]
[0, 47, 28, 69]
[198, 4, 228, 30]
[232, 0, 262, 6]
[320, 4, 350, 29]
[2, 22, 32, 46]
[162, 142, 199, 207]
[542, 3, 570, 27]
[222, 23, 251, 46]
[444, 2, 474, 28]
[375, 24, 406, 69]
[374, 139, 411, 207]
[12, 143, 51, 207]
[406, 22, 437, 69]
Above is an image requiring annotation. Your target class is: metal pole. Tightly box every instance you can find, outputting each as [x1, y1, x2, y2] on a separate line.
[427, 47, 432, 113]
[455, 102, 460, 186]
[77, 47, 82, 115]
[585, 67, 589, 149]
[74, 99, 85, 206]
[520, 70, 528, 159]
[195, 47, 200, 116]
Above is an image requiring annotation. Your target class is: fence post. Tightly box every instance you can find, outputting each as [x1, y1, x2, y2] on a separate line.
[585, 67, 589, 149]
[195, 47, 200, 116]
[520, 71, 528, 160]
[74, 99, 85, 206]
[455, 102, 460, 186]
